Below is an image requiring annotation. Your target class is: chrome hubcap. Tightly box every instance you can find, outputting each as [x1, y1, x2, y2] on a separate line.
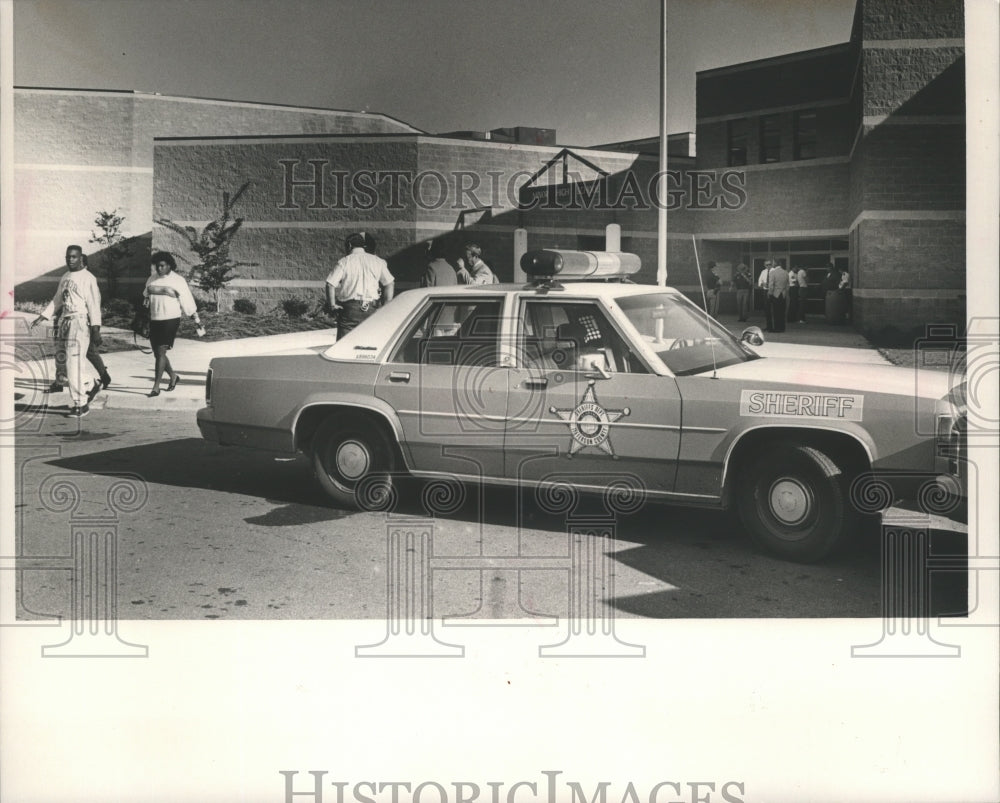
[335, 440, 369, 480]
[768, 477, 812, 526]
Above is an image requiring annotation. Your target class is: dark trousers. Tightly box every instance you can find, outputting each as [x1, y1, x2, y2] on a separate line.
[760, 288, 773, 330]
[86, 339, 110, 380]
[336, 300, 377, 340]
[787, 286, 799, 323]
[769, 294, 787, 332]
[735, 289, 750, 321]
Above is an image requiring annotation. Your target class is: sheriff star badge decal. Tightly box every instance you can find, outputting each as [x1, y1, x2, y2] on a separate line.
[549, 380, 630, 457]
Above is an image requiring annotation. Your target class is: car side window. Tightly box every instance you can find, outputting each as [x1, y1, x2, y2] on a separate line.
[393, 298, 504, 366]
[518, 300, 647, 374]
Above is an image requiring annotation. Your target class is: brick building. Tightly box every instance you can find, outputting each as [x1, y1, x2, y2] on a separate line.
[13, 0, 965, 339]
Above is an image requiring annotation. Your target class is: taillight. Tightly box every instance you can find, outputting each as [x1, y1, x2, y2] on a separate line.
[205, 368, 213, 405]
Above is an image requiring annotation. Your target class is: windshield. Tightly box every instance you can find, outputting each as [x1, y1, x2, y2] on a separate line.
[615, 292, 759, 376]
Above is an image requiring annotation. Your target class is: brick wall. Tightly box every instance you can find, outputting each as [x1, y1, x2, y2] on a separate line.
[13, 88, 419, 295]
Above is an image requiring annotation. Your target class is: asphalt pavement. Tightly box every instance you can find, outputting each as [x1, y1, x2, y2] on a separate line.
[8, 308, 890, 414]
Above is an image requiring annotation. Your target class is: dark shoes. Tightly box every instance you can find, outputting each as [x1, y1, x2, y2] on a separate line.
[101, 373, 112, 389]
[165, 375, 180, 392]
[86, 380, 102, 403]
[65, 404, 90, 418]
[148, 389, 160, 397]
[46, 382, 64, 393]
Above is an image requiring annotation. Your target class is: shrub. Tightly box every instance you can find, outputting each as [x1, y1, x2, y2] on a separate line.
[281, 297, 310, 318]
[103, 298, 135, 319]
[195, 297, 218, 313]
[233, 298, 258, 315]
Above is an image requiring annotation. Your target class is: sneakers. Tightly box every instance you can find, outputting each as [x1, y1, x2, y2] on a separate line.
[101, 373, 112, 389]
[86, 379, 102, 403]
[65, 404, 90, 418]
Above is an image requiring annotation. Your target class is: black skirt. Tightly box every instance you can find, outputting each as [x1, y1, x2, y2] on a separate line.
[149, 317, 181, 350]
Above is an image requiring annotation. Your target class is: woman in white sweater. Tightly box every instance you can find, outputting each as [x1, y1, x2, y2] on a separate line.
[143, 252, 203, 396]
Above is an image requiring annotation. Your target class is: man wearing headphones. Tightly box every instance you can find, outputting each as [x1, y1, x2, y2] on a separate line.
[325, 232, 395, 340]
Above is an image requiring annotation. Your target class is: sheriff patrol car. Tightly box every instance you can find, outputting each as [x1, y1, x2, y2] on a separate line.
[197, 250, 964, 562]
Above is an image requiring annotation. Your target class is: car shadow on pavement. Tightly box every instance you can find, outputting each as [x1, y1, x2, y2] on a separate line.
[47, 437, 346, 517]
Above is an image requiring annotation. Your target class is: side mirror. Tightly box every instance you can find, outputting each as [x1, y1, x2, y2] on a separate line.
[740, 326, 765, 347]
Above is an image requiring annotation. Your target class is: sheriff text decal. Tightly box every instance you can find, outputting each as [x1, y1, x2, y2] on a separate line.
[739, 390, 864, 421]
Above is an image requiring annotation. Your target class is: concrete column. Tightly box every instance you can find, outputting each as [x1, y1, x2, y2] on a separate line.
[514, 228, 528, 283]
[605, 223, 621, 252]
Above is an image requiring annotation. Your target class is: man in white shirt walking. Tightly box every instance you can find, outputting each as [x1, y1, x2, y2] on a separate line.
[326, 232, 395, 340]
[30, 244, 103, 417]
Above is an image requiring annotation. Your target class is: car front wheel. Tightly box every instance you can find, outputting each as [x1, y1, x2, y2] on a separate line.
[312, 416, 396, 510]
[736, 442, 846, 562]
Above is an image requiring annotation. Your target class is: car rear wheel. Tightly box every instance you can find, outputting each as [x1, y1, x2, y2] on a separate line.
[312, 416, 396, 510]
[736, 442, 846, 562]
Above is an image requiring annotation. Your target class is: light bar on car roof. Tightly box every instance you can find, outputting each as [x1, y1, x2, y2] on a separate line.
[520, 249, 641, 280]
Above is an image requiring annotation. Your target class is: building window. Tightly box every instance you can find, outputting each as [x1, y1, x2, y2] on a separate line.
[727, 119, 748, 166]
[794, 110, 817, 160]
[759, 114, 781, 163]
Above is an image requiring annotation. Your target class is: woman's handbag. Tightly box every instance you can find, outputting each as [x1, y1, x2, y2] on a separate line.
[130, 303, 152, 352]
[130, 305, 150, 338]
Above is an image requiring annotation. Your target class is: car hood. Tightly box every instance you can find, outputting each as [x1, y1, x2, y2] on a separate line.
[711, 357, 954, 400]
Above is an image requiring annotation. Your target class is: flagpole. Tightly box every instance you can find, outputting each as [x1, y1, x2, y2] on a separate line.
[656, 0, 668, 286]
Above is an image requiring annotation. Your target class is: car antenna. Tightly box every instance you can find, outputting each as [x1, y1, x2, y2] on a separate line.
[691, 234, 719, 379]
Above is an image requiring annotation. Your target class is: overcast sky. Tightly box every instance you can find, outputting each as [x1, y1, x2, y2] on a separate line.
[13, 0, 856, 145]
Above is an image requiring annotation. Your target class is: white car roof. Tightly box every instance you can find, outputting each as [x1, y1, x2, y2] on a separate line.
[322, 282, 683, 361]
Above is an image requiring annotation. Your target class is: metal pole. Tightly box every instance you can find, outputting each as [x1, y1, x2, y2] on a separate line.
[656, 0, 668, 286]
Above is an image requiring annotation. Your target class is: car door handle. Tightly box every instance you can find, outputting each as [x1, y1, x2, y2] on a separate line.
[523, 378, 548, 389]
[388, 371, 411, 383]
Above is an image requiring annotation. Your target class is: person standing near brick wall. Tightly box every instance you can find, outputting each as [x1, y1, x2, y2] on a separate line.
[787, 264, 799, 325]
[758, 259, 774, 331]
[326, 232, 395, 340]
[456, 244, 497, 285]
[767, 259, 789, 333]
[796, 266, 808, 322]
[733, 262, 752, 322]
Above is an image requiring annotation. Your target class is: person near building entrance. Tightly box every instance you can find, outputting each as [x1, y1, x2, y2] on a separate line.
[704, 261, 721, 317]
[839, 266, 853, 322]
[30, 244, 103, 417]
[787, 265, 799, 324]
[733, 262, 752, 322]
[421, 240, 457, 287]
[796, 266, 808, 322]
[758, 260, 774, 331]
[456, 243, 497, 285]
[767, 259, 790, 332]
[326, 231, 395, 340]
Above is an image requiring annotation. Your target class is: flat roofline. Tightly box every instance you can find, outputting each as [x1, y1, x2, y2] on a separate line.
[696, 41, 854, 79]
[152, 131, 655, 159]
[14, 85, 425, 133]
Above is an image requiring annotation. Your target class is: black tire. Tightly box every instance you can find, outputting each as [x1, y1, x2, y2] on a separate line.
[736, 442, 846, 562]
[311, 415, 396, 510]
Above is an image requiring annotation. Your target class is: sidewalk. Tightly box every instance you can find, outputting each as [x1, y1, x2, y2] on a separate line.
[6, 308, 888, 414]
[6, 312, 336, 412]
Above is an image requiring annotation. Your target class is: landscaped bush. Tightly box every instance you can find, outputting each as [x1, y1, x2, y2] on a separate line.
[13, 300, 44, 315]
[281, 297, 310, 318]
[233, 298, 258, 315]
[104, 298, 134, 318]
[195, 297, 218, 313]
